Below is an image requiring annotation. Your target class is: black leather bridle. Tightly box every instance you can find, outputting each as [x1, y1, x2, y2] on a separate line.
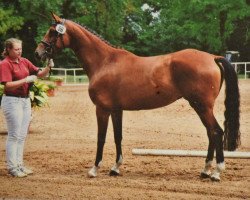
[40, 19, 66, 58]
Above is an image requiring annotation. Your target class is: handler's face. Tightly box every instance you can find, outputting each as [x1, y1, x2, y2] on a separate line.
[8, 42, 22, 59]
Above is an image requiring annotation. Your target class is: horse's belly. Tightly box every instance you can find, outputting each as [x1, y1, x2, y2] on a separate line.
[89, 72, 182, 111]
[89, 87, 180, 111]
[121, 90, 181, 110]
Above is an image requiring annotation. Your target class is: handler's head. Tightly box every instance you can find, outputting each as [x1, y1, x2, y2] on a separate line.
[2, 38, 22, 58]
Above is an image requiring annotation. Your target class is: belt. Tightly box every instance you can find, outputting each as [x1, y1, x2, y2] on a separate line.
[5, 94, 29, 98]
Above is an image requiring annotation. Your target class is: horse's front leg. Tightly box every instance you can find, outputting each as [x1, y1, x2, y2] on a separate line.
[109, 110, 123, 176]
[88, 106, 110, 178]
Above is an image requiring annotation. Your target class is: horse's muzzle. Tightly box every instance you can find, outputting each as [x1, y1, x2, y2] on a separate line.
[34, 51, 41, 60]
[34, 49, 50, 62]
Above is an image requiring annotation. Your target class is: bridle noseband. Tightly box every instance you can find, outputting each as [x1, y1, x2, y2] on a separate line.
[41, 19, 66, 58]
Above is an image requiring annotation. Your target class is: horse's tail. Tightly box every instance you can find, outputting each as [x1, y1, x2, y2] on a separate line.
[214, 57, 240, 151]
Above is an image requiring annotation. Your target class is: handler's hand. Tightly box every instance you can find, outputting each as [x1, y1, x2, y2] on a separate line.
[48, 59, 54, 68]
[25, 75, 37, 83]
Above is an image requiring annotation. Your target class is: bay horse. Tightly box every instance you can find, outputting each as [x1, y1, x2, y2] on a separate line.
[35, 13, 240, 181]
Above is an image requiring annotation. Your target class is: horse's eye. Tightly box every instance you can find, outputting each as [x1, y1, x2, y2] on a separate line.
[49, 30, 57, 37]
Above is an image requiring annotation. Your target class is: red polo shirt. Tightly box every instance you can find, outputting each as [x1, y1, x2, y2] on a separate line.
[0, 56, 39, 97]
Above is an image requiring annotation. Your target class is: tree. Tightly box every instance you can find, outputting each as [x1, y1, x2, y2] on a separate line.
[0, 0, 249, 65]
[0, 8, 23, 36]
[10, 0, 131, 67]
[0, 1, 24, 51]
[137, 0, 250, 57]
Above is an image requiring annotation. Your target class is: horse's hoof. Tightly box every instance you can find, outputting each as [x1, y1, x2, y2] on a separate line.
[109, 170, 120, 176]
[87, 166, 98, 178]
[210, 176, 220, 182]
[87, 171, 97, 178]
[210, 173, 221, 182]
[200, 172, 210, 179]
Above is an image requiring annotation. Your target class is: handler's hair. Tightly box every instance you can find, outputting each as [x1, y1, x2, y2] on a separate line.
[2, 38, 22, 58]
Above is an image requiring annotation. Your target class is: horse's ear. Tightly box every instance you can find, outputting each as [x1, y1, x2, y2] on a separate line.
[51, 12, 61, 23]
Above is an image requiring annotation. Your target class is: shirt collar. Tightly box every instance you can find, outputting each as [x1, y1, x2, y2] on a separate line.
[6, 56, 23, 64]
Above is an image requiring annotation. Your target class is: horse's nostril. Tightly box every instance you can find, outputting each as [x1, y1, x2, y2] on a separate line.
[34, 51, 40, 60]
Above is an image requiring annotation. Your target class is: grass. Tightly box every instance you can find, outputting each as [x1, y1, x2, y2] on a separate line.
[237, 74, 249, 79]
[47, 75, 89, 84]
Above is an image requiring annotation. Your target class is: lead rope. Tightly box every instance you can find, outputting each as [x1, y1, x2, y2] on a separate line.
[47, 59, 52, 79]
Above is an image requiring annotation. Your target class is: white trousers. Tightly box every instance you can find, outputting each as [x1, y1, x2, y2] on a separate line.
[1, 96, 31, 170]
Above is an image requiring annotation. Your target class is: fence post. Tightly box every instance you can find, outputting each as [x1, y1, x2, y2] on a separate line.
[64, 70, 67, 83]
[73, 69, 76, 83]
[245, 63, 247, 79]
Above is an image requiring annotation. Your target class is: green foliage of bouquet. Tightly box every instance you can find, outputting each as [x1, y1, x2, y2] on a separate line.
[29, 81, 50, 108]
[0, 84, 4, 96]
[0, 81, 52, 108]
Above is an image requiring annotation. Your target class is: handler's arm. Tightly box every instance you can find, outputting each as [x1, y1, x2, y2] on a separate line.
[37, 59, 54, 78]
[4, 75, 37, 90]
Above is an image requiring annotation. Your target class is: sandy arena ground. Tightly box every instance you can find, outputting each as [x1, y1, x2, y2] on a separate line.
[0, 80, 249, 199]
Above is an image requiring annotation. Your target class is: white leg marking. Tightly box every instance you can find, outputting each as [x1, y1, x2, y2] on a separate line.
[87, 161, 102, 178]
[201, 160, 213, 177]
[110, 155, 123, 174]
[211, 162, 225, 181]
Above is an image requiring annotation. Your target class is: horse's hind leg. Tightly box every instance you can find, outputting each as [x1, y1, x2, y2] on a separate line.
[88, 106, 110, 178]
[110, 110, 123, 176]
[189, 101, 225, 181]
[200, 130, 214, 178]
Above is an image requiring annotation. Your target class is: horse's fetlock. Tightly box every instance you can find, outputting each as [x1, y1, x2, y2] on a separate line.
[205, 160, 213, 169]
[216, 162, 225, 172]
[117, 155, 123, 165]
[97, 161, 102, 167]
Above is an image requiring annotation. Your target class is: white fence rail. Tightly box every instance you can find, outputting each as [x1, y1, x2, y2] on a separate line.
[50, 68, 85, 84]
[49, 62, 250, 84]
[231, 62, 250, 79]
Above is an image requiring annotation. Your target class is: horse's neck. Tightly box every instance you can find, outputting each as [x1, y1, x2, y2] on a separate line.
[68, 25, 113, 78]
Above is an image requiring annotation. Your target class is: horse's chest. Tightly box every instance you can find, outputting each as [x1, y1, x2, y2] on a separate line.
[88, 82, 117, 110]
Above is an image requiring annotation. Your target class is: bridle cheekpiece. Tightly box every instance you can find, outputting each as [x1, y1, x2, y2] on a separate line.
[41, 19, 66, 58]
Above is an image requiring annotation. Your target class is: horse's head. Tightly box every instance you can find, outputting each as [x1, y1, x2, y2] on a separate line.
[35, 13, 69, 61]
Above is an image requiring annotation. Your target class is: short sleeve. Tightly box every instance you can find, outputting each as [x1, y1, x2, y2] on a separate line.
[0, 60, 13, 83]
[23, 58, 40, 75]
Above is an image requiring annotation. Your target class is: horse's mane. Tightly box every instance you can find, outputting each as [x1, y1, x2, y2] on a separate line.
[72, 20, 118, 49]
